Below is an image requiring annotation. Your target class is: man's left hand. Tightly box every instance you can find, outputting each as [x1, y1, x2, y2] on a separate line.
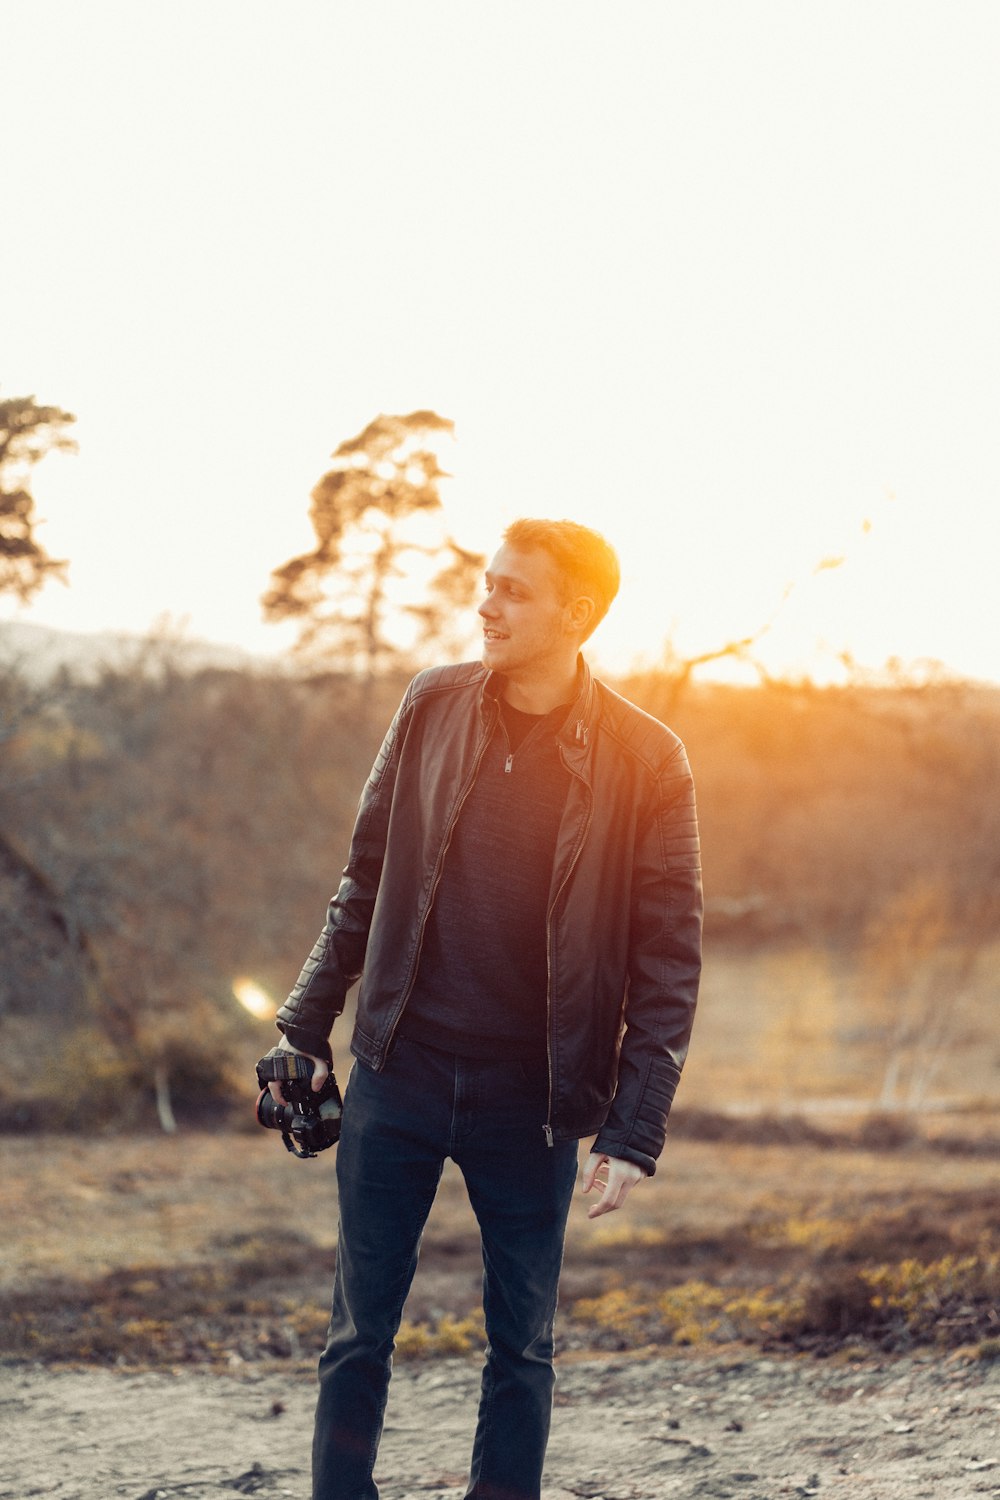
[581, 1152, 647, 1218]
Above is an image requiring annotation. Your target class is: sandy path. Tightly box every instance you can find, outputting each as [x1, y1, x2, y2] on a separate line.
[1, 1351, 998, 1500]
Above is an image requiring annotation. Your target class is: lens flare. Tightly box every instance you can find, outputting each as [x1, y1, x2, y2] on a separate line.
[232, 978, 276, 1019]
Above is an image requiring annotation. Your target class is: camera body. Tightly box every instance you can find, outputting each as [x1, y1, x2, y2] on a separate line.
[255, 1047, 342, 1158]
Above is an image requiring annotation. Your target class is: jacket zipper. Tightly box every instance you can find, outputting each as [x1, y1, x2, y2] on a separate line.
[500, 716, 514, 773]
[542, 746, 594, 1146]
[501, 709, 555, 774]
[502, 703, 566, 1143]
[380, 709, 498, 1061]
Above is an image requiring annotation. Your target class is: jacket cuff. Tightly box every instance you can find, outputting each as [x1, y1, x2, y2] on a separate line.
[275, 1020, 333, 1067]
[590, 1135, 657, 1177]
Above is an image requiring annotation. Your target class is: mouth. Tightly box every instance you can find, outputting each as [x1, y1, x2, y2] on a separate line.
[482, 629, 508, 643]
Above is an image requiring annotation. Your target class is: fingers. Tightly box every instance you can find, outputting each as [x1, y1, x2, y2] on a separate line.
[268, 1040, 329, 1101]
[309, 1057, 330, 1091]
[586, 1175, 628, 1218]
[582, 1153, 647, 1219]
[580, 1153, 604, 1194]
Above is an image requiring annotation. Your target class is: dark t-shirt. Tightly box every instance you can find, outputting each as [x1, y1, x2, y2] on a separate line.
[398, 698, 571, 1058]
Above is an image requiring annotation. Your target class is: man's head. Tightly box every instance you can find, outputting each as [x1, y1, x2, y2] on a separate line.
[500, 519, 620, 641]
[479, 519, 620, 690]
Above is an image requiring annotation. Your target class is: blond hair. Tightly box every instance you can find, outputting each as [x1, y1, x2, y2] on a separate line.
[502, 518, 620, 639]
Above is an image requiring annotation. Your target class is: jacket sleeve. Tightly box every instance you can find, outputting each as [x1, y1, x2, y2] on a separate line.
[592, 739, 703, 1175]
[275, 686, 412, 1056]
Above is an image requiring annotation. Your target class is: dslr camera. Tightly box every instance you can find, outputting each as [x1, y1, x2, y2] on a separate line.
[255, 1047, 342, 1159]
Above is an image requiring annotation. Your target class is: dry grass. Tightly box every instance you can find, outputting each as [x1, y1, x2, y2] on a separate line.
[4, 935, 997, 1369]
[4, 1114, 998, 1370]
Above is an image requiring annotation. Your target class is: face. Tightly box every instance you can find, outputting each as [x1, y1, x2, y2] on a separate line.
[478, 543, 582, 681]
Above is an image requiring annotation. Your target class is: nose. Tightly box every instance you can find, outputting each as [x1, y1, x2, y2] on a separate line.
[478, 590, 498, 621]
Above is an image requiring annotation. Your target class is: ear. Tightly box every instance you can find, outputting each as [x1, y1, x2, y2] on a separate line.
[565, 594, 597, 638]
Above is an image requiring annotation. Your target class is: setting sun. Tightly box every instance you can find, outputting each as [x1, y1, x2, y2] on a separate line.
[1, 3, 997, 688]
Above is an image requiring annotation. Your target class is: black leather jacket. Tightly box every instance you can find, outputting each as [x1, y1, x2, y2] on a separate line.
[277, 659, 702, 1174]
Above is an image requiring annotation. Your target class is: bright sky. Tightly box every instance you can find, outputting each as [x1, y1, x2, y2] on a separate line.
[2, 0, 999, 683]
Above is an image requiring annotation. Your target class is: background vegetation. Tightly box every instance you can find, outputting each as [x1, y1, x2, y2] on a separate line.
[3, 646, 998, 1130]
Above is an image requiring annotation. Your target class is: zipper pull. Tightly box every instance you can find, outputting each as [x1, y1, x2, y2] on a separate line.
[504, 753, 513, 773]
[543, 1123, 553, 1147]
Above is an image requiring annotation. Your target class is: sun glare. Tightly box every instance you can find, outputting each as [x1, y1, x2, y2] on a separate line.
[232, 978, 277, 1020]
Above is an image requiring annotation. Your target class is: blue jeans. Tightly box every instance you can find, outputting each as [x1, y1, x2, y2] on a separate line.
[312, 1036, 580, 1500]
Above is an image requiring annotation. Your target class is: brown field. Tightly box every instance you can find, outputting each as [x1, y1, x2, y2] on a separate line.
[4, 1107, 998, 1371]
[4, 941, 999, 1372]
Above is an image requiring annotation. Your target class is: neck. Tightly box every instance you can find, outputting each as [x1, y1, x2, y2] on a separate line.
[501, 657, 581, 714]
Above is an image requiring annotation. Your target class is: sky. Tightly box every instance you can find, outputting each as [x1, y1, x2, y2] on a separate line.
[2, 0, 999, 683]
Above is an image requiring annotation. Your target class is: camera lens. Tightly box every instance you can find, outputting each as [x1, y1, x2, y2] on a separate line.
[255, 1089, 294, 1132]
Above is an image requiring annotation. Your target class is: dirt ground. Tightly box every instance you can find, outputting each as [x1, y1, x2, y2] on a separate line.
[2, 1347, 998, 1500]
[4, 1119, 999, 1499]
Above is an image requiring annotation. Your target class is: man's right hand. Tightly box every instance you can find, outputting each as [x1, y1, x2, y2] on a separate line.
[267, 1035, 330, 1104]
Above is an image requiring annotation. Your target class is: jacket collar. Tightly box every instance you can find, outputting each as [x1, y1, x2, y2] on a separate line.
[480, 656, 598, 758]
[558, 656, 598, 761]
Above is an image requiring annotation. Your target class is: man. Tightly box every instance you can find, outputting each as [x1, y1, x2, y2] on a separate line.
[272, 518, 702, 1500]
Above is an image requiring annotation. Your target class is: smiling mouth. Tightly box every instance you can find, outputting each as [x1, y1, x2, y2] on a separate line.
[483, 629, 508, 641]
